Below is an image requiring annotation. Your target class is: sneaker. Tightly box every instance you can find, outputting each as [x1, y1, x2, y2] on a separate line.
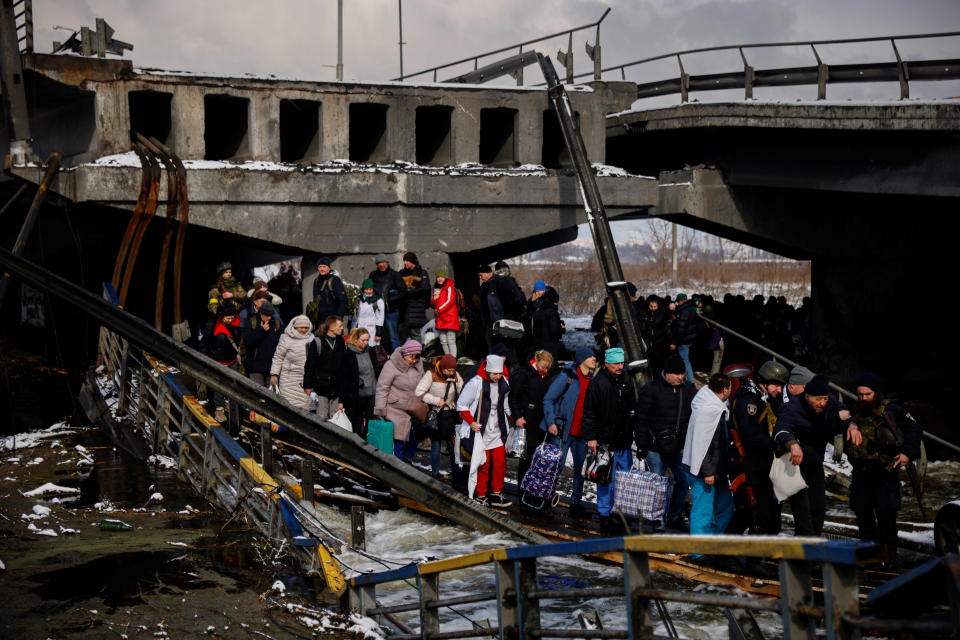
[487, 493, 512, 509]
[214, 407, 227, 423]
[473, 495, 488, 506]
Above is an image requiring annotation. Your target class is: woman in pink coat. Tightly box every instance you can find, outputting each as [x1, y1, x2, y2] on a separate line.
[431, 270, 460, 357]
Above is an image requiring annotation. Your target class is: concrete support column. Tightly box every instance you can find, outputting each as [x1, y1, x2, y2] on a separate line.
[170, 88, 206, 159]
[250, 92, 280, 161]
[451, 105, 480, 164]
[516, 106, 541, 166]
[93, 84, 130, 157]
[390, 100, 415, 163]
[324, 96, 349, 160]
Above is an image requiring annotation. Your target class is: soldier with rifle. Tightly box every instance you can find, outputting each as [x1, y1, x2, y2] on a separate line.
[847, 373, 923, 568]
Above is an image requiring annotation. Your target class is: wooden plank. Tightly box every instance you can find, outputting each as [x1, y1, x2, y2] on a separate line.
[419, 548, 509, 575]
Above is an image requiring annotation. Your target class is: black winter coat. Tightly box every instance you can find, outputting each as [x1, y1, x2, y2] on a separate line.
[206, 319, 242, 365]
[731, 378, 779, 472]
[241, 316, 282, 374]
[339, 346, 381, 413]
[480, 275, 524, 324]
[531, 301, 564, 357]
[508, 361, 558, 429]
[312, 273, 347, 322]
[581, 369, 636, 451]
[303, 335, 346, 397]
[671, 302, 699, 346]
[634, 374, 695, 454]
[397, 264, 430, 328]
[774, 393, 849, 464]
[368, 267, 406, 312]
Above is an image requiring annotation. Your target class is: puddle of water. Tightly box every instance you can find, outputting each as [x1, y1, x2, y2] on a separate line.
[30, 551, 219, 611]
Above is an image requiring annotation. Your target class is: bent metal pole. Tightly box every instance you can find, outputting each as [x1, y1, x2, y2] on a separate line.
[537, 54, 650, 388]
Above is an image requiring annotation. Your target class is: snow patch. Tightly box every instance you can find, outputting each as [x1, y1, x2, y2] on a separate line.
[22, 483, 80, 497]
[0, 422, 76, 452]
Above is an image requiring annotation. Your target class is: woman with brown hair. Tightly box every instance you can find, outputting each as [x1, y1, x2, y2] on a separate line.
[303, 315, 345, 420]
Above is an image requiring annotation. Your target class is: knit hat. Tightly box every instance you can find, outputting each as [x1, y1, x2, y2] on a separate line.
[317, 256, 332, 267]
[478, 264, 493, 274]
[574, 347, 595, 365]
[533, 280, 547, 292]
[361, 278, 374, 290]
[374, 253, 390, 264]
[605, 347, 625, 364]
[400, 339, 422, 355]
[486, 355, 505, 373]
[664, 354, 686, 374]
[853, 372, 881, 393]
[219, 300, 238, 316]
[258, 301, 276, 316]
[439, 354, 457, 370]
[403, 251, 418, 264]
[788, 366, 815, 386]
[293, 316, 312, 328]
[675, 293, 688, 302]
[436, 269, 448, 279]
[804, 374, 831, 396]
[494, 260, 509, 270]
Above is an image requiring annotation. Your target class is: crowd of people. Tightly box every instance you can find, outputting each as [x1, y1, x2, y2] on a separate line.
[199, 256, 921, 565]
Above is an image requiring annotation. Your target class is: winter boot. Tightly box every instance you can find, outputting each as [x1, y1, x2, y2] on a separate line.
[488, 493, 512, 509]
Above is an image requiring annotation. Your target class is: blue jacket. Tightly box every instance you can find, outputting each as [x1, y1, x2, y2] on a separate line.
[540, 363, 589, 440]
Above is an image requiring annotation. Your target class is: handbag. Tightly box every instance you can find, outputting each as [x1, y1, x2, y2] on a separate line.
[407, 396, 430, 423]
[435, 380, 459, 441]
[583, 445, 614, 485]
[769, 452, 808, 502]
[373, 344, 389, 367]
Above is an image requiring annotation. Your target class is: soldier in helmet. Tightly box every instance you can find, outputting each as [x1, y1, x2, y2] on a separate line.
[847, 372, 922, 566]
[731, 360, 789, 534]
[207, 261, 247, 316]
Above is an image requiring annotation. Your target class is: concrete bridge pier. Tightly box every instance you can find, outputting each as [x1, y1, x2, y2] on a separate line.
[656, 167, 954, 392]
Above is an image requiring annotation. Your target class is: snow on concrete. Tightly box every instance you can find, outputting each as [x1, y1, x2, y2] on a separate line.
[22, 483, 81, 497]
[0, 422, 77, 452]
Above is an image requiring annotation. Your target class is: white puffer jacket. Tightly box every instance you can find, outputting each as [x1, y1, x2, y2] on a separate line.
[270, 315, 314, 410]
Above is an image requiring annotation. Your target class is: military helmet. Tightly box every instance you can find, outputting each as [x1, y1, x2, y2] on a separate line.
[757, 360, 789, 385]
[217, 261, 233, 276]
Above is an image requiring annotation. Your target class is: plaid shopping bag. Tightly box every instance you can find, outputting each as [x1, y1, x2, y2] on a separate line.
[613, 469, 671, 521]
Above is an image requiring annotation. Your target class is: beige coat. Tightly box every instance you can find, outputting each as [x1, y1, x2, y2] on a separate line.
[270, 315, 314, 410]
[374, 348, 424, 442]
[415, 371, 464, 409]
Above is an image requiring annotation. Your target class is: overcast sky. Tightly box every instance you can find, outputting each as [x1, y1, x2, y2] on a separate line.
[32, 1, 960, 249]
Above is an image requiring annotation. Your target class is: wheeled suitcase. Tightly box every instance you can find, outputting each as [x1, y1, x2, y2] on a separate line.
[613, 469, 671, 522]
[519, 443, 563, 510]
[366, 418, 394, 454]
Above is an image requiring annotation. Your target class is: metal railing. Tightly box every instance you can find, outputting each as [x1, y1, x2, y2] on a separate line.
[698, 311, 960, 456]
[12, 0, 32, 54]
[567, 30, 960, 101]
[396, 8, 610, 84]
[345, 533, 934, 640]
[95, 283, 348, 595]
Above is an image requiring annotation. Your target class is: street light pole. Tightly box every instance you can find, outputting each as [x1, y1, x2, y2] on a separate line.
[336, 0, 343, 81]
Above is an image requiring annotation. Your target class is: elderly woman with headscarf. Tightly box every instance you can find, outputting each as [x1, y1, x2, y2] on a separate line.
[269, 314, 314, 410]
[375, 339, 425, 461]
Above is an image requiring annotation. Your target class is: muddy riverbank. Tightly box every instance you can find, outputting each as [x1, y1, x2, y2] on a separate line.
[0, 422, 381, 639]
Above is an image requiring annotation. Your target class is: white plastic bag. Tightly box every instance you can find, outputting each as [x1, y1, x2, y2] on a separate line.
[329, 409, 352, 432]
[769, 452, 808, 502]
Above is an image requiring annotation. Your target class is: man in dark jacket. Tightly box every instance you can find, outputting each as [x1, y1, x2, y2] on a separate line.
[397, 252, 430, 341]
[310, 257, 347, 328]
[634, 354, 695, 529]
[582, 347, 636, 533]
[242, 300, 283, 387]
[847, 373, 922, 565]
[670, 293, 699, 381]
[368, 254, 405, 351]
[509, 350, 558, 483]
[530, 288, 564, 360]
[731, 361, 789, 534]
[774, 374, 861, 535]
[478, 264, 524, 350]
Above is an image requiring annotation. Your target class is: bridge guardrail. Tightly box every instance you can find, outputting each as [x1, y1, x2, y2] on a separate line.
[345, 533, 918, 640]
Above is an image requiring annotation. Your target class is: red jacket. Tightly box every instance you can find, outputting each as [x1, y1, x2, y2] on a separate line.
[432, 279, 460, 331]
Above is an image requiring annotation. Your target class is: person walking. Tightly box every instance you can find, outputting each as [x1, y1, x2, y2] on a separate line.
[341, 328, 380, 437]
[375, 339, 426, 461]
[303, 316, 346, 420]
[415, 353, 464, 478]
[582, 347, 637, 533]
[368, 254, 405, 352]
[431, 270, 460, 357]
[269, 315, 314, 411]
[682, 373, 734, 535]
[355, 279, 385, 346]
[510, 350, 558, 483]
[397, 252, 431, 341]
[241, 300, 283, 387]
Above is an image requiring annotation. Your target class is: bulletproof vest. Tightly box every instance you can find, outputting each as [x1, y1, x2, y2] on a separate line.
[847, 401, 900, 462]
